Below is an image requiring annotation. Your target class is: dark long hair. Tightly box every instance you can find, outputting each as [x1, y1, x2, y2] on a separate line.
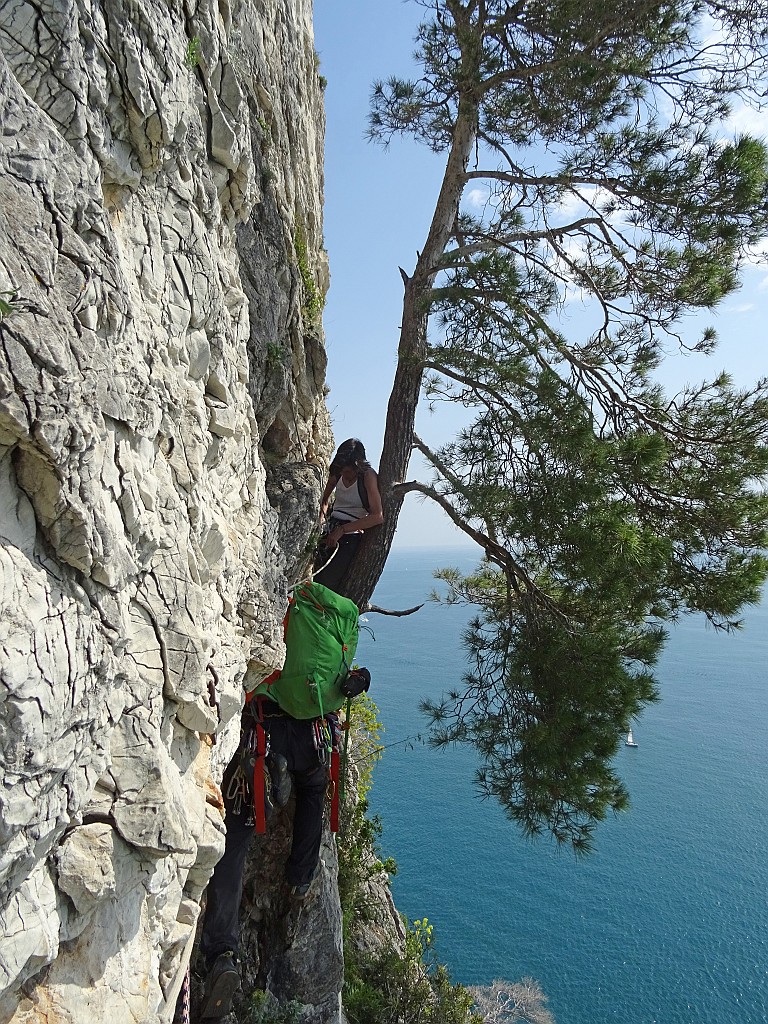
[330, 438, 371, 477]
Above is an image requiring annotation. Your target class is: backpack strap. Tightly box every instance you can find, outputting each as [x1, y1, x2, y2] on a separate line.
[356, 470, 370, 512]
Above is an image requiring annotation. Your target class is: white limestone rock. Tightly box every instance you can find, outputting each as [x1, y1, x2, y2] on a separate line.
[0, 0, 333, 1019]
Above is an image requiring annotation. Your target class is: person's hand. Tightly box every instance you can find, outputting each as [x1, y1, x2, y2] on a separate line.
[325, 523, 346, 548]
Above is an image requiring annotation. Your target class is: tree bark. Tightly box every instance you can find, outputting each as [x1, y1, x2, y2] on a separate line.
[343, 86, 480, 609]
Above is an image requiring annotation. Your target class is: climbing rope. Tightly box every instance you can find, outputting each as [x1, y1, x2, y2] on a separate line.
[182, 967, 191, 1024]
[173, 966, 190, 1024]
[309, 541, 337, 581]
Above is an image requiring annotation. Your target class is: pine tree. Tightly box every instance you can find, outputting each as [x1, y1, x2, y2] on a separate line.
[344, 0, 768, 850]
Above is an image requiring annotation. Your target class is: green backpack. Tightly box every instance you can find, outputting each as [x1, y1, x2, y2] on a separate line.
[251, 582, 359, 719]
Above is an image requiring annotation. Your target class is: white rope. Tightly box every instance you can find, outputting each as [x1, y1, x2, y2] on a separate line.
[288, 540, 338, 594]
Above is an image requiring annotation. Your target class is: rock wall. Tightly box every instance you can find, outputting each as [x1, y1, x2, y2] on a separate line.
[0, 0, 333, 1020]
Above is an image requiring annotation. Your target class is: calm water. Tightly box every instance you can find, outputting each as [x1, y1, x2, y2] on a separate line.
[358, 547, 768, 1024]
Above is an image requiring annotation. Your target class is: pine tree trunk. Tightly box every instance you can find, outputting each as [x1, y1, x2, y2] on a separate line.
[343, 92, 479, 610]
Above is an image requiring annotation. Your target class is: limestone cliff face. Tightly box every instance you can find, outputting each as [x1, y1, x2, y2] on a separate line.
[0, 1, 334, 1020]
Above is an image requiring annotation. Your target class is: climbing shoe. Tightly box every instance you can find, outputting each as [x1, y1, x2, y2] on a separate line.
[200, 951, 241, 1019]
[288, 863, 320, 902]
[289, 879, 314, 902]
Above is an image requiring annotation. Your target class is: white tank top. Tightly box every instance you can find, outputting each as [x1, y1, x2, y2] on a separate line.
[333, 476, 367, 523]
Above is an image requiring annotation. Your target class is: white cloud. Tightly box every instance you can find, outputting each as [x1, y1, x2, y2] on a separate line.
[554, 185, 628, 228]
[465, 187, 489, 209]
[724, 100, 768, 141]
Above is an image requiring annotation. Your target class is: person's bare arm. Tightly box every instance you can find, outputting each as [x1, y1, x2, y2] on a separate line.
[325, 470, 384, 546]
[356, 469, 384, 529]
[319, 474, 338, 523]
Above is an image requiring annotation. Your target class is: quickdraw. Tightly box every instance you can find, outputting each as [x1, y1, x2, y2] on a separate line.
[226, 703, 271, 834]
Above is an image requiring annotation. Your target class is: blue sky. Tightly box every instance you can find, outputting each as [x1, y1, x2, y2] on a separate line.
[313, 1, 768, 548]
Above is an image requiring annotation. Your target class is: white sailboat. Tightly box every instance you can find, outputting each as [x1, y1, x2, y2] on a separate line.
[625, 728, 638, 747]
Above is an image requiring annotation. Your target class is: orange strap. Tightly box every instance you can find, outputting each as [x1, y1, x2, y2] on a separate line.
[253, 724, 267, 834]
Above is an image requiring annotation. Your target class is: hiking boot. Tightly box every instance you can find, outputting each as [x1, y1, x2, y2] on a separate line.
[200, 951, 240, 1019]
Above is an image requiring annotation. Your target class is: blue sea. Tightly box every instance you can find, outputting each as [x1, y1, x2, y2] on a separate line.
[357, 547, 768, 1024]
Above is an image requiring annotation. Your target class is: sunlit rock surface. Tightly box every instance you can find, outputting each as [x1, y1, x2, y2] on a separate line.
[0, 0, 333, 1019]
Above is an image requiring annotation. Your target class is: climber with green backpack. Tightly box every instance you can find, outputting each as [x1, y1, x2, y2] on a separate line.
[198, 581, 371, 1020]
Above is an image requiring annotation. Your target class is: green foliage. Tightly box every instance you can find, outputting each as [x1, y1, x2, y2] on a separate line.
[266, 341, 285, 370]
[313, 49, 328, 88]
[346, 692, 385, 800]
[0, 289, 18, 321]
[360, 0, 768, 851]
[337, 696, 392, 927]
[294, 228, 324, 327]
[257, 116, 273, 145]
[184, 36, 202, 69]
[345, 917, 478, 1024]
[421, 357, 768, 850]
[241, 990, 303, 1024]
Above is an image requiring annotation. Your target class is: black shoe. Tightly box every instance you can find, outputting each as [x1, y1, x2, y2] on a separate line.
[200, 951, 241, 1019]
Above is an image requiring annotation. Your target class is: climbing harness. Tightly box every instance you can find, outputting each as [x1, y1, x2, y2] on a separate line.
[225, 696, 272, 833]
[230, 695, 347, 835]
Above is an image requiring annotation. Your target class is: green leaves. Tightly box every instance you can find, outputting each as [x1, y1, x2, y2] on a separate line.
[416, 349, 768, 848]
[361, 0, 768, 851]
[0, 289, 19, 321]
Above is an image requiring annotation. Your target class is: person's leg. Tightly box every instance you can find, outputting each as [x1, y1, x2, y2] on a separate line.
[286, 761, 327, 889]
[265, 717, 327, 893]
[313, 533, 361, 595]
[200, 756, 254, 961]
[278, 718, 328, 892]
[199, 751, 252, 1018]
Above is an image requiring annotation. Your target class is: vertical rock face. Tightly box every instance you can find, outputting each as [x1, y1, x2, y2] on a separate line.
[0, 1, 332, 1020]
